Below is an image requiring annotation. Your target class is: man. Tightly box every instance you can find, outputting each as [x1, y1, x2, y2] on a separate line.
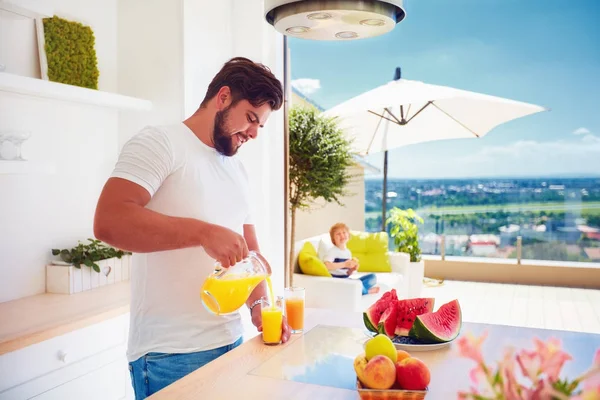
[93, 57, 290, 399]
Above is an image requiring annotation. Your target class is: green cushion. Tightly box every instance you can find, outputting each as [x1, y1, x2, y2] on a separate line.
[347, 231, 392, 273]
[298, 242, 331, 277]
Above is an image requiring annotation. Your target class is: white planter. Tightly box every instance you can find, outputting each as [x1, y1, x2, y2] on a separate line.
[46, 255, 131, 294]
[406, 260, 425, 299]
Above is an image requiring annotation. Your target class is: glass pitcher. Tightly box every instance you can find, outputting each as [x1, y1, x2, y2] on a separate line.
[201, 251, 272, 315]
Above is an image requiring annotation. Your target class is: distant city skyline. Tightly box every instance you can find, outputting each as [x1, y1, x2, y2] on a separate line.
[288, 1, 600, 179]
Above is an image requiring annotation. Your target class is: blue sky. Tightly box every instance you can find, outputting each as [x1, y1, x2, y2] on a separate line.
[288, 0, 600, 179]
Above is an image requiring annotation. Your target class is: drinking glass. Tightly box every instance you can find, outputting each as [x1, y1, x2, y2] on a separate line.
[261, 295, 283, 345]
[284, 287, 305, 334]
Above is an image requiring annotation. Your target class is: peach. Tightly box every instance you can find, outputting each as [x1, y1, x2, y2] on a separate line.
[396, 350, 411, 363]
[354, 353, 396, 390]
[396, 357, 431, 391]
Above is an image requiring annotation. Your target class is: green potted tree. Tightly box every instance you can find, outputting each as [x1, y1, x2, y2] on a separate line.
[47, 238, 132, 294]
[288, 105, 355, 285]
[386, 207, 425, 297]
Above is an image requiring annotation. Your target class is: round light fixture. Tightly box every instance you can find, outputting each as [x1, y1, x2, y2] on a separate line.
[307, 12, 332, 20]
[360, 18, 385, 26]
[286, 26, 310, 34]
[335, 31, 358, 39]
[264, 0, 406, 41]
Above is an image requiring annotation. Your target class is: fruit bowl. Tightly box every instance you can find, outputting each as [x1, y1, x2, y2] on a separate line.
[356, 379, 428, 400]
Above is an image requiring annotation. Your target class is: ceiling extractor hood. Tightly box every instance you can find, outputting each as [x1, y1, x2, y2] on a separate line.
[264, 0, 406, 41]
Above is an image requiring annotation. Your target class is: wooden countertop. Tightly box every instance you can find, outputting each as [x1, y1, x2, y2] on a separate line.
[0, 282, 130, 356]
[149, 308, 600, 400]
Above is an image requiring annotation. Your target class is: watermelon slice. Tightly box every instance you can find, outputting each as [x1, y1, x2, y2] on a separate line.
[409, 299, 462, 343]
[363, 289, 397, 332]
[377, 299, 398, 337]
[395, 297, 436, 336]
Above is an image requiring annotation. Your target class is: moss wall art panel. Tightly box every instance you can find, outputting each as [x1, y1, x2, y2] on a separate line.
[42, 16, 100, 89]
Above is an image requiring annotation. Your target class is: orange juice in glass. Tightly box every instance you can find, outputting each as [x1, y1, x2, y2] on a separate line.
[261, 295, 283, 345]
[284, 287, 305, 334]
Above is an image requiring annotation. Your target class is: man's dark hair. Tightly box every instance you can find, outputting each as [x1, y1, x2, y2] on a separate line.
[201, 57, 283, 111]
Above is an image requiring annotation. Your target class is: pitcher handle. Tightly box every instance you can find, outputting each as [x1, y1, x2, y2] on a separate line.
[250, 251, 272, 276]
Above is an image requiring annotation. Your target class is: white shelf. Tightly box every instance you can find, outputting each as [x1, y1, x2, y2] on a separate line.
[0, 72, 152, 111]
[0, 160, 56, 175]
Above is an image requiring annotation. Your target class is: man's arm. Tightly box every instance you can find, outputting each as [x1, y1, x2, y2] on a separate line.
[93, 177, 248, 266]
[94, 177, 207, 252]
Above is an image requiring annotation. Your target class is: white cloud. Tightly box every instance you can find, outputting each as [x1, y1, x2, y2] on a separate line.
[573, 127, 591, 135]
[381, 134, 600, 179]
[455, 136, 600, 177]
[582, 134, 600, 144]
[291, 78, 321, 96]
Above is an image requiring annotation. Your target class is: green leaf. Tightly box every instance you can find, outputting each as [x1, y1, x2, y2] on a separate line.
[386, 207, 424, 262]
[92, 263, 100, 273]
[52, 249, 60, 256]
[288, 106, 355, 212]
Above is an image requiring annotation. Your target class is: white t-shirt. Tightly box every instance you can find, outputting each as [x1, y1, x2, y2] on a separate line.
[323, 246, 353, 277]
[323, 245, 352, 263]
[110, 123, 253, 362]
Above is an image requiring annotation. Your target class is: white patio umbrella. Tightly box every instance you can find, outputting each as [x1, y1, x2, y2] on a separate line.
[324, 70, 547, 155]
[323, 68, 548, 229]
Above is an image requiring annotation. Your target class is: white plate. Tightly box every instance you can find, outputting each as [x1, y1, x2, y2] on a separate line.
[363, 330, 456, 352]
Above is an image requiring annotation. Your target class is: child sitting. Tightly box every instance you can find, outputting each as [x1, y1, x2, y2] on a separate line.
[322, 223, 380, 295]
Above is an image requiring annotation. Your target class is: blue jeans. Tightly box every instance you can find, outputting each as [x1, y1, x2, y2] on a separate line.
[359, 273, 377, 295]
[128, 336, 243, 399]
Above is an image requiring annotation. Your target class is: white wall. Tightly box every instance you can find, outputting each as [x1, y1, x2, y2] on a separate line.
[0, 0, 121, 302]
[230, 0, 286, 293]
[182, 0, 233, 118]
[1, 0, 286, 302]
[117, 0, 185, 147]
[294, 164, 366, 241]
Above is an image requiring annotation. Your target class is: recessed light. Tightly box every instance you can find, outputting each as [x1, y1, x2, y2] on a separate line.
[307, 12, 332, 20]
[286, 26, 310, 34]
[360, 18, 385, 26]
[335, 31, 358, 39]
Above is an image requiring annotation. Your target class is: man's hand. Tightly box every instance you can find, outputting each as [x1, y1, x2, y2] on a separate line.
[252, 305, 291, 344]
[202, 224, 249, 267]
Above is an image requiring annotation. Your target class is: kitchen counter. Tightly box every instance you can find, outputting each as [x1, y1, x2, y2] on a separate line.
[148, 307, 600, 399]
[0, 282, 130, 355]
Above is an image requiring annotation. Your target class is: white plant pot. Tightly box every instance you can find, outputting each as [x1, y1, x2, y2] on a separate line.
[46, 255, 131, 294]
[406, 260, 425, 299]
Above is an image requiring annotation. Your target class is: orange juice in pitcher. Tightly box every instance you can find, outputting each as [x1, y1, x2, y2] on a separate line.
[201, 251, 272, 315]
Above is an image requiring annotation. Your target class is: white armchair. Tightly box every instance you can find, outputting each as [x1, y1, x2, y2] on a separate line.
[292, 233, 418, 312]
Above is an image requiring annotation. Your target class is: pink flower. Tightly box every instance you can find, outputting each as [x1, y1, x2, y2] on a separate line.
[526, 378, 570, 400]
[457, 331, 488, 365]
[578, 349, 600, 394]
[533, 337, 572, 381]
[469, 366, 495, 396]
[499, 348, 523, 399]
[517, 350, 542, 382]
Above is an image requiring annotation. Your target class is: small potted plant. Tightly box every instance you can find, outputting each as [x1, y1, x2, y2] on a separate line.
[386, 207, 425, 298]
[47, 238, 132, 294]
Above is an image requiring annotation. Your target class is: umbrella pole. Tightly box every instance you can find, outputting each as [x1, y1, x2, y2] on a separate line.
[381, 150, 388, 232]
[381, 67, 401, 232]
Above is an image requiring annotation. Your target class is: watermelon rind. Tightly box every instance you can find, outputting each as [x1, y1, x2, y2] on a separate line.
[408, 299, 462, 343]
[363, 313, 378, 332]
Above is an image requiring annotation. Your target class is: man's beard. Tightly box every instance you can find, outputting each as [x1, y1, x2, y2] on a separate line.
[213, 106, 238, 157]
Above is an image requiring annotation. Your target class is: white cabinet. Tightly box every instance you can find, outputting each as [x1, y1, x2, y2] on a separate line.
[0, 313, 133, 400]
